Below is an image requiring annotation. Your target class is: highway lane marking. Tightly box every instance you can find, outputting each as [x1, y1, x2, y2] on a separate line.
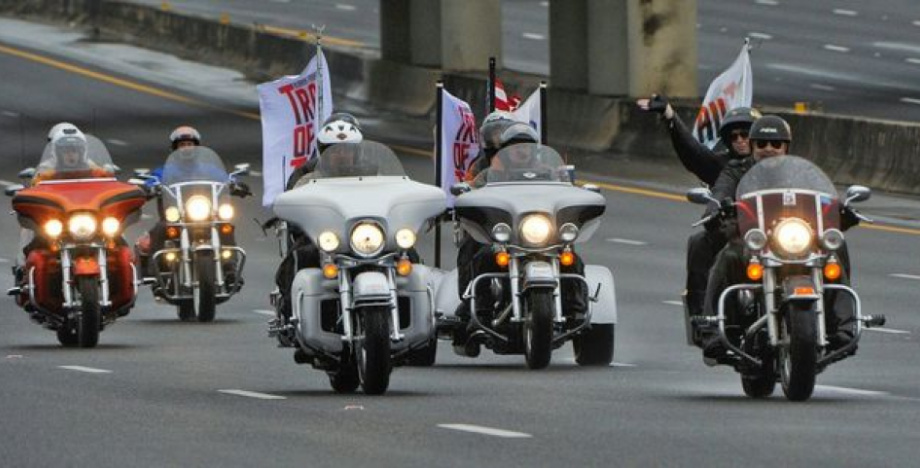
[865, 327, 911, 335]
[832, 9, 858, 17]
[218, 389, 286, 400]
[810, 83, 836, 91]
[913, 20, 920, 27]
[815, 385, 889, 397]
[889, 273, 920, 280]
[0, 179, 18, 186]
[824, 44, 850, 53]
[0, 258, 10, 263]
[605, 238, 647, 246]
[259, 25, 364, 48]
[663, 300, 683, 307]
[106, 139, 129, 146]
[900, 97, 920, 106]
[540, 1, 549, 6]
[252, 309, 276, 316]
[437, 424, 532, 438]
[523, 33, 546, 41]
[611, 362, 637, 368]
[59, 365, 112, 374]
[748, 32, 773, 40]
[335, 4, 356, 11]
[2, 110, 19, 117]
[907, 58, 920, 65]
[755, 0, 779, 5]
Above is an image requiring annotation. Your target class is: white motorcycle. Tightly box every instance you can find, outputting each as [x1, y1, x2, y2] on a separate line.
[270, 141, 446, 395]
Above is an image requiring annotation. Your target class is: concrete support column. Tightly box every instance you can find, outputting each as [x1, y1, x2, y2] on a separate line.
[409, 0, 442, 67]
[440, 0, 501, 72]
[587, 0, 629, 96]
[626, 0, 697, 98]
[380, 0, 411, 64]
[549, 0, 588, 92]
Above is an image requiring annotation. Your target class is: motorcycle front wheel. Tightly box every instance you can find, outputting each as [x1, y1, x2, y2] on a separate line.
[779, 302, 818, 401]
[524, 289, 554, 370]
[73, 276, 101, 348]
[195, 251, 216, 322]
[356, 307, 392, 395]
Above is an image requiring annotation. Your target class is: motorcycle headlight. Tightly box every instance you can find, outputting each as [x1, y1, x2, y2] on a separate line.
[559, 223, 579, 243]
[744, 228, 768, 251]
[218, 203, 234, 220]
[772, 218, 814, 257]
[350, 222, 385, 256]
[395, 228, 416, 249]
[520, 214, 552, 246]
[101, 217, 120, 237]
[68, 213, 97, 240]
[164, 206, 181, 223]
[821, 228, 844, 251]
[185, 195, 211, 221]
[318, 231, 340, 252]
[492, 223, 512, 243]
[44, 219, 63, 238]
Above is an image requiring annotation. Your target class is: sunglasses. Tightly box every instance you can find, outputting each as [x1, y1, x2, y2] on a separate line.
[729, 131, 749, 141]
[755, 140, 786, 149]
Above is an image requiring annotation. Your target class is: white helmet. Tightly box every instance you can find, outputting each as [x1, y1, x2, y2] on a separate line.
[169, 125, 202, 149]
[47, 122, 79, 141]
[318, 113, 363, 151]
[50, 126, 88, 164]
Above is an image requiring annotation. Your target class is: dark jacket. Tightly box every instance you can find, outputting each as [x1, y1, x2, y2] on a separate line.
[667, 115, 732, 186]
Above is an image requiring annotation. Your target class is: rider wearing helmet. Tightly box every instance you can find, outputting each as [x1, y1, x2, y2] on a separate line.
[472, 122, 540, 187]
[464, 111, 516, 183]
[34, 126, 107, 183]
[169, 125, 202, 150]
[47, 122, 79, 141]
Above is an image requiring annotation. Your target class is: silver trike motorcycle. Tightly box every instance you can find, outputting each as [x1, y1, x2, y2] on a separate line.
[270, 141, 446, 395]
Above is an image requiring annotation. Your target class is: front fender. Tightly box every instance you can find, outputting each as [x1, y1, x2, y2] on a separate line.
[73, 256, 100, 276]
[782, 275, 821, 303]
[353, 271, 391, 302]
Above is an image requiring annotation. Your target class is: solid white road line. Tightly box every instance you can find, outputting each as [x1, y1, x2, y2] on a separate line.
[606, 238, 647, 246]
[865, 327, 911, 335]
[815, 385, 889, 397]
[59, 365, 112, 374]
[523, 33, 545, 41]
[252, 309, 276, 317]
[833, 9, 858, 17]
[824, 44, 850, 53]
[901, 98, 920, 106]
[748, 32, 773, 40]
[662, 300, 683, 307]
[218, 389, 286, 400]
[438, 424, 532, 438]
[889, 273, 920, 280]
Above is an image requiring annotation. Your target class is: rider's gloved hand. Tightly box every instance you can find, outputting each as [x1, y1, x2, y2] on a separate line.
[840, 205, 860, 230]
[636, 94, 675, 120]
[232, 181, 252, 197]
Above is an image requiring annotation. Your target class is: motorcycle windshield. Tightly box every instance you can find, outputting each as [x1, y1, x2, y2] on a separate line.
[35, 134, 116, 179]
[161, 146, 229, 185]
[312, 141, 406, 178]
[482, 143, 571, 185]
[735, 155, 840, 235]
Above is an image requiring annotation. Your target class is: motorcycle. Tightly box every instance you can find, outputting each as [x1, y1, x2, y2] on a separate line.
[132, 146, 250, 322]
[269, 141, 446, 395]
[435, 143, 617, 369]
[686, 155, 885, 401]
[6, 134, 146, 347]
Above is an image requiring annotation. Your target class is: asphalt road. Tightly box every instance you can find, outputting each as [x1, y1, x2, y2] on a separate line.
[3, 21, 920, 468]
[122, 0, 920, 121]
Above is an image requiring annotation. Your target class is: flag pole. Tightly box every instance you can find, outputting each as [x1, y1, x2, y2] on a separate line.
[488, 56, 496, 113]
[539, 81, 548, 145]
[312, 24, 326, 160]
[434, 81, 444, 269]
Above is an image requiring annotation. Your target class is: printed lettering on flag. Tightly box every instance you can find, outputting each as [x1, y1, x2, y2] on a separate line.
[693, 42, 753, 148]
[258, 49, 333, 207]
[440, 89, 480, 206]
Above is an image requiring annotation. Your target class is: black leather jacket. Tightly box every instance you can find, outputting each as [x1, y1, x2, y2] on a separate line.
[667, 115, 737, 186]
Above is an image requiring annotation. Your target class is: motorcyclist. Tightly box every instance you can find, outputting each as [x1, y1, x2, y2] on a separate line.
[456, 123, 588, 327]
[464, 111, 516, 183]
[700, 115, 859, 358]
[33, 127, 108, 183]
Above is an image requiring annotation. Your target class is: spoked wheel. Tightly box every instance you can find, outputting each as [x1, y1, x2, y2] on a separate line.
[355, 307, 392, 395]
[524, 289, 554, 370]
[778, 302, 818, 401]
[74, 276, 101, 348]
[195, 252, 216, 323]
[573, 323, 615, 366]
[740, 332, 776, 398]
[328, 358, 360, 394]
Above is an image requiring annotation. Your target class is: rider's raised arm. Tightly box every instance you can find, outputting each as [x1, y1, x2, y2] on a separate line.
[667, 114, 724, 186]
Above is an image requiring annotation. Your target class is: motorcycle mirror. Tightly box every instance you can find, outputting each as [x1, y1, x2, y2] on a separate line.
[18, 168, 35, 180]
[686, 187, 716, 205]
[134, 168, 151, 177]
[450, 182, 471, 197]
[582, 184, 601, 193]
[233, 163, 251, 176]
[128, 178, 147, 186]
[845, 185, 871, 205]
[4, 184, 24, 197]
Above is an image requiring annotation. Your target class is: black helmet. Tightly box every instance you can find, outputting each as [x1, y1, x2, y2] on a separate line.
[498, 122, 539, 149]
[749, 115, 792, 143]
[718, 107, 762, 143]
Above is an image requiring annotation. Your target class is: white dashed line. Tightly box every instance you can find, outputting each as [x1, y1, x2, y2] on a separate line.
[2, 110, 20, 118]
[906, 58, 920, 65]
[0, 179, 18, 186]
[106, 139, 129, 147]
[540, 1, 548, 7]
[832, 9, 858, 17]
[748, 32, 773, 40]
[824, 44, 850, 53]
[0, 258, 10, 263]
[522, 33, 545, 41]
[810, 83, 836, 91]
[889, 273, 920, 280]
[913, 20, 920, 27]
[438, 424, 532, 438]
[606, 238, 647, 246]
[253, 309, 276, 317]
[901, 97, 920, 106]
[218, 389, 286, 400]
[865, 327, 911, 335]
[755, 0, 778, 5]
[719, 27, 728, 33]
[662, 300, 683, 307]
[59, 365, 112, 374]
[815, 385, 888, 397]
[335, 3, 356, 11]
[611, 362, 637, 368]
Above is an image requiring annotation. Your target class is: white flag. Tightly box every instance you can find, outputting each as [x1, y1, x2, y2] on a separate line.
[439, 89, 480, 207]
[257, 49, 333, 207]
[693, 42, 753, 149]
[512, 88, 542, 143]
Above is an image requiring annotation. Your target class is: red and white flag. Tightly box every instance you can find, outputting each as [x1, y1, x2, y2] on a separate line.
[511, 88, 542, 143]
[493, 78, 521, 112]
[257, 49, 333, 207]
[439, 89, 480, 207]
[693, 42, 753, 149]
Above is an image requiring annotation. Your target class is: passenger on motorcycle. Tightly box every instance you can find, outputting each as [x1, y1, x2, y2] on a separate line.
[701, 115, 859, 357]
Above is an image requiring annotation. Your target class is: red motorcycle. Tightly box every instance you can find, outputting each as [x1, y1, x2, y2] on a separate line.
[6, 133, 146, 347]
